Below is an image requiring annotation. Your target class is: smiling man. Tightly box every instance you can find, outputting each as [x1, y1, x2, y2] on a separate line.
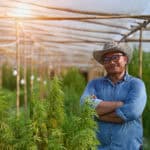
[80, 41, 147, 150]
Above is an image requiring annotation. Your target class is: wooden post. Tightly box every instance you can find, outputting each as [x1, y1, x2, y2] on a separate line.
[30, 45, 34, 96]
[23, 33, 27, 111]
[0, 65, 2, 88]
[16, 20, 20, 117]
[138, 28, 143, 79]
[39, 47, 44, 99]
[30, 44, 34, 118]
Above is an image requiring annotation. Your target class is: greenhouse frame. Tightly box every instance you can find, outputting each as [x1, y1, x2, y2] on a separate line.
[0, 0, 150, 149]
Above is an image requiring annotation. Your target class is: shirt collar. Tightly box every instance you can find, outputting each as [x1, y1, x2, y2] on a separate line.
[104, 71, 130, 83]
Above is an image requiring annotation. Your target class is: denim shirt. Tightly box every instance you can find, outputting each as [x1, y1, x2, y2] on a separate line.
[80, 73, 147, 150]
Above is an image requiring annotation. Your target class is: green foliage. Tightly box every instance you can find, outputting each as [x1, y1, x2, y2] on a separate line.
[2, 63, 16, 91]
[45, 77, 65, 149]
[62, 101, 99, 150]
[62, 68, 86, 115]
[1, 63, 32, 108]
[0, 89, 16, 120]
[8, 113, 36, 150]
[48, 129, 65, 150]
[62, 68, 99, 149]
[47, 77, 65, 129]
[0, 89, 15, 149]
[62, 68, 86, 95]
[31, 83, 48, 149]
[0, 67, 99, 149]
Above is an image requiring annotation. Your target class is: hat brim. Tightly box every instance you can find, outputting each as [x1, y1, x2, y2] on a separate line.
[93, 47, 124, 64]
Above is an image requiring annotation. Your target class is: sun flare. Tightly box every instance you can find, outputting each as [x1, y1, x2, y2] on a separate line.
[11, 4, 31, 17]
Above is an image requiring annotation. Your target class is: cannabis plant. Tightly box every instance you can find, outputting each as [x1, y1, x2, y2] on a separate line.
[62, 68, 99, 150]
[63, 99, 99, 150]
[0, 89, 15, 149]
[46, 77, 65, 150]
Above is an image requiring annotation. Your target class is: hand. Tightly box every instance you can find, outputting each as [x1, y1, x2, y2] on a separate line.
[90, 94, 97, 99]
[117, 101, 124, 107]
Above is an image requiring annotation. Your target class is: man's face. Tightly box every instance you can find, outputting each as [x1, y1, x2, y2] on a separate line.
[102, 52, 128, 74]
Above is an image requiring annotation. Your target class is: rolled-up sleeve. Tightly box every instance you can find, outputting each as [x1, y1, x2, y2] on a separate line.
[81, 79, 101, 102]
[80, 80, 95, 105]
[116, 79, 147, 122]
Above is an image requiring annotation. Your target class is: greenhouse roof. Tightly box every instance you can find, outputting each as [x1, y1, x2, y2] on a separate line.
[0, 0, 150, 69]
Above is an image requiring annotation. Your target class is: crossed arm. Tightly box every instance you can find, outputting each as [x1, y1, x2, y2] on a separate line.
[95, 101, 124, 123]
[81, 79, 146, 124]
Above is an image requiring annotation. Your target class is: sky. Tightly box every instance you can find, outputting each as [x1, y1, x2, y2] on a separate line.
[46, 0, 150, 14]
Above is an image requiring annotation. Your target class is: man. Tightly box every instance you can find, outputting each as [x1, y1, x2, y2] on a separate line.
[80, 41, 147, 150]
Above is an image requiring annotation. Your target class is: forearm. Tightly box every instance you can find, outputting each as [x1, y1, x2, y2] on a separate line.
[99, 111, 124, 123]
[96, 101, 123, 116]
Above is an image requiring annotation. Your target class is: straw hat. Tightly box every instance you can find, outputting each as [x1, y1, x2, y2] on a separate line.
[93, 41, 133, 64]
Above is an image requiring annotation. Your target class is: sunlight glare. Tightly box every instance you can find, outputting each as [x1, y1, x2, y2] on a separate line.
[11, 4, 31, 17]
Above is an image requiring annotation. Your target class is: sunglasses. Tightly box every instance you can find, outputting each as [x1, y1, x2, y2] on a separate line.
[103, 54, 125, 64]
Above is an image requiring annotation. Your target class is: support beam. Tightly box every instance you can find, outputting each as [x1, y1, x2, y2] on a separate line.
[119, 20, 150, 42]
[138, 28, 143, 79]
[124, 39, 150, 43]
[0, 15, 149, 20]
